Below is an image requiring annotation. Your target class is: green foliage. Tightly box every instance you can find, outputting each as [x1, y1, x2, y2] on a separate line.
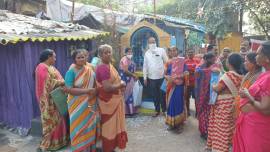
[241, 0, 270, 39]
[187, 31, 204, 48]
[157, 0, 199, 21]
[157, 0, 239, 39]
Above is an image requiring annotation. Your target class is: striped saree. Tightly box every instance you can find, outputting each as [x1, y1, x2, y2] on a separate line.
[207, 71, 242, 152]
[65, 66, 100, 152]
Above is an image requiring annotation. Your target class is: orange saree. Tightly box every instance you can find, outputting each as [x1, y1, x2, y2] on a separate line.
[96, 64, 128, 152]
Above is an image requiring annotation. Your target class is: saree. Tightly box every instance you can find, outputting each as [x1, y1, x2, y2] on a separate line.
[164, 60, 172, 107]
[96, 64, 128, 152]
[207, 71, 242, 152]
[195, 64, 212, 137]
[165, 57, 186, 128]
[233, 71, 270, 152]
[65, 66, 100, 152]
[35, 63, 69, 150]
[119, 56, 137, 115]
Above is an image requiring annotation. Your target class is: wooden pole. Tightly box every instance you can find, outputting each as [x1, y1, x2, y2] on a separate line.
[71, 0, 75, 23]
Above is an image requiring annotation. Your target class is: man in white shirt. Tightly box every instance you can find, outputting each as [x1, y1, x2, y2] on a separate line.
[143, 37, 168, 117]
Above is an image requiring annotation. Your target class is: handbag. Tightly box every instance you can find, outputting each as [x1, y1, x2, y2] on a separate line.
[133, 80, 143, 107]
[50, 87, 68, 116]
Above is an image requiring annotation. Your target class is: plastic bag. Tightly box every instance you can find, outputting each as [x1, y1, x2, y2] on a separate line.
[160, 79, 167, 92]
[133, 80, 143, 107]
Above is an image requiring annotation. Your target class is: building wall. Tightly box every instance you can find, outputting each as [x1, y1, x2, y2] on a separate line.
[218, 32, 242, 52]
[0, 40, 93, 130]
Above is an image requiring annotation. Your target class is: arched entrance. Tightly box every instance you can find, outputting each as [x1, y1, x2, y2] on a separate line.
[130, 27, 158, 70]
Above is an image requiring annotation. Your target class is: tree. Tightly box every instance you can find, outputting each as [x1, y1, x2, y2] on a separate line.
[156, 0, 239, 39]
[237, 0, 270, 39]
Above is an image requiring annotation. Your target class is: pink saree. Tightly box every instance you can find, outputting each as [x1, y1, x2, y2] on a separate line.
[233, 71, 270, 152]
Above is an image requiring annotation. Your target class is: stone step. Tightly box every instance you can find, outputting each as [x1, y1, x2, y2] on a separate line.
[29, 117, 42, 137]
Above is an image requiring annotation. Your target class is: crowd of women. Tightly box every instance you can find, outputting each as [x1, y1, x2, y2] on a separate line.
[35, 45, 127, 152]
[34, 40, 270, 152]
[194, 41, 270, 152]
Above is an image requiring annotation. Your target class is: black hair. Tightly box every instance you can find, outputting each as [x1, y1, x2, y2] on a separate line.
[72, 49, 84, 63]
[203, 52, 215, 67]
[203, 52, 215, 60]
[39, 49, 54, 63]
[125, 47, 132, 53]
[261, 41, 270, 60]
[246, 52, 257, 64]
[228, 53, 243, 75]
[33, 49, 54, 80]
[246, 52, 262, 70]
[207, 44, 216, 52]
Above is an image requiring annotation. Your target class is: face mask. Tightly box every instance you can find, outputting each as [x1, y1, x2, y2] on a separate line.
[126, 55, 133, 59]
[149, 43, 157, 50]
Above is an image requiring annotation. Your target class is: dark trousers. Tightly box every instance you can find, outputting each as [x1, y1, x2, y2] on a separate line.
[185, 86, 195, 115]
[148, 78, 166, 113]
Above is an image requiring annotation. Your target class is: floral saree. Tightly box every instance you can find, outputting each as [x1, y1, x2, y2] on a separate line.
[35, 63, 69, 150]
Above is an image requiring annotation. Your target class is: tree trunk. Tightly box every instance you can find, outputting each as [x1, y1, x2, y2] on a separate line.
[238, 1, 243, 33]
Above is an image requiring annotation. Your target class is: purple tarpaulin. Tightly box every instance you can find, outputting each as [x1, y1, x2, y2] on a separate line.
[0, 40, 93, 130]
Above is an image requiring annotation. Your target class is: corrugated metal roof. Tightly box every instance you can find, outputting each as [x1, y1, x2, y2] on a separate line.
[0, 10, 109, 45]
[145, 14, 206, 33]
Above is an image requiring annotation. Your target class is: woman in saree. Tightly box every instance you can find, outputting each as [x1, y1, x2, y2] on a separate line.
[233, 41, 270, 152]
[165, 47, 187, 134]
[96, 44, 128, 152]
[119, 47, 138, 116]
[64, 50, 100, 152]
[207, 53, 243, 152]
[195, 52, 216, 139]
[35, 49, 69, 151]
[235, 52, 262, 117]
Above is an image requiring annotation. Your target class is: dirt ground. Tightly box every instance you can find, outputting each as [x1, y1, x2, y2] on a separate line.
[0, 103, 206, 152]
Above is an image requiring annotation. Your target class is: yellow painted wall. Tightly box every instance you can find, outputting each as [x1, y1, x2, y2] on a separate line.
[218, 32, 242, 53]
[120, 21, 171, 56]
